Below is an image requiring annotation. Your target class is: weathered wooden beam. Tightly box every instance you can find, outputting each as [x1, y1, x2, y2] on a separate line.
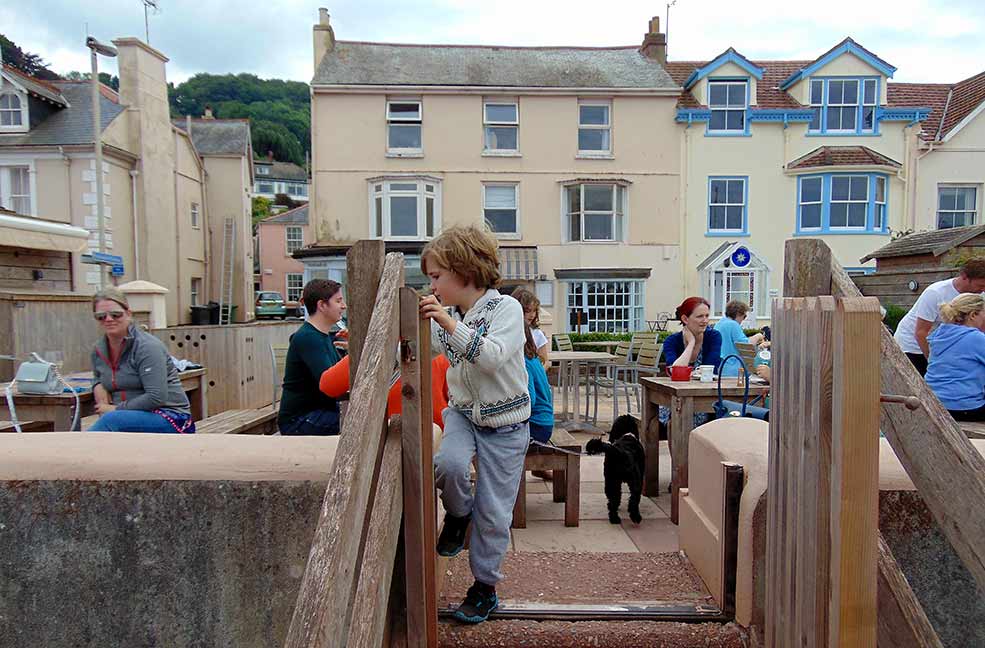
[783, 238, 833, 298]
[283, 253, 404, 648]
[877, 533, 944, 648]
[346, 240, 386, 388]
[399, 287, 438, 648]
[826, 248, 985, 593]
[348, 419, 404, 648]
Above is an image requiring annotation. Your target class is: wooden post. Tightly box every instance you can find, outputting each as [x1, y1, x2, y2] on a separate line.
[399, 287, 438, 648]
[283, 253, 404, 648]
[346, 240, 386, 387]
[783, 238, 832, 298]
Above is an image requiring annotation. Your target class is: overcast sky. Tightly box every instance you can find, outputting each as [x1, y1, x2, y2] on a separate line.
[2, 0, 983, 85]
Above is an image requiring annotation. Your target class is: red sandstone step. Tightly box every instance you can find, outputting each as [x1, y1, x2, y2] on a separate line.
[438, 619, 748, 647]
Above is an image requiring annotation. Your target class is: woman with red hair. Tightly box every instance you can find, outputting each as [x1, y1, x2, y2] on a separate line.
[662, 296, 722, 372]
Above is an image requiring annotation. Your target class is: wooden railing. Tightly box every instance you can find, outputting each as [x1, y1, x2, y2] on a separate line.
[767, 239, 967, 647]
[283, 241, 437, 648]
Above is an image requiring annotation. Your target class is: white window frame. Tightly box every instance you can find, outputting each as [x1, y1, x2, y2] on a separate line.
[386, 99, 423, 156]
[369, 177, 441, 240]
[707, 80, 748, 133]
[577, 100, 612, 156]
[255, 181, 274, 194]
[798, 176, 824, 231]
[563, 183, 626, 243]
[190, 202, 200, 228]
[825, 79, 860, 133]
[483, 101, 519, 154]
[0, 164, 34, 216]
[256, 166, 269, 175]
[286, 273, 304, 303]
[0, 90, 28, 133]
[482, 182, 520, 239]
[564, 279, 644, 333]
[829, 175, 868, 230]
[702, 252, 770, 319]
[286, 225, 304, 254]
[707, 177, 746, 233]
[937, 184, 979, 229]
[190, 277, 202, 306]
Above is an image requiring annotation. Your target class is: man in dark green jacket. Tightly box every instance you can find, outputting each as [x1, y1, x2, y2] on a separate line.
[278, 279, 347, 435]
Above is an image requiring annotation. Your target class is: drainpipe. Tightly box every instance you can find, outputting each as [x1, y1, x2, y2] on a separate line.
[679, 125, 689, 298]
[130, 168, 140, 279]
[58, 146, 78, 290]
[173, 129, 183, 322]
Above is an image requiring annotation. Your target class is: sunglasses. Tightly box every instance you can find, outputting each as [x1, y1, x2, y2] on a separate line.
[94, 310, 126, 321]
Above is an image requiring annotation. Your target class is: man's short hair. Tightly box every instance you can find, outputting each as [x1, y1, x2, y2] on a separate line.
[724, 300, 749, 320]
[420, 225, 501, 290]
[302, 279, 342, 316]
[960, 257, 985, 280]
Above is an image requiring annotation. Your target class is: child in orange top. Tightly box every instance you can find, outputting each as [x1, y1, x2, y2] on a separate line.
[318, 353, 450, 429]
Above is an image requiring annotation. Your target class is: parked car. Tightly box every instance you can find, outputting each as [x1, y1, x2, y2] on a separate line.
[255, 291, 288, 319]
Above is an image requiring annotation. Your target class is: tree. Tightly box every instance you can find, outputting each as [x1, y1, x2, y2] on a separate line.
[0, 34, 60, 80]
[63, 70, 120, 91]
[252, 196, 272, 234]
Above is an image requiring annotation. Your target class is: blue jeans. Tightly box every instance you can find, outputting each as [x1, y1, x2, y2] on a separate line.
[90, 409, 194, 433]
[279, 408, 340, 436]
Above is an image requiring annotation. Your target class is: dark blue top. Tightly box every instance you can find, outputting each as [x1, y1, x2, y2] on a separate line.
[663, 328, 723, 372]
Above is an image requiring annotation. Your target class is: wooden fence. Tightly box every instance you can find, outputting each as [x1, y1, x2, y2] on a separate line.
[852, 267, 956, 310]
[283, 240, 437, 648]
[0, 291, 96, 381]
[766, 238, 983, 647]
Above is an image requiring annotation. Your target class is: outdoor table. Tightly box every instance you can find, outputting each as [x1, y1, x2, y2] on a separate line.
[640, 375, 769, 524]
[572, 340, 621, 352]
[548, 351, 615, 434]
[0, 368, 208, 431]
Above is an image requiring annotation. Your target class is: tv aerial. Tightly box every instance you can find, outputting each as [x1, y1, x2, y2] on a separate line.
[141, 0, 162, 44]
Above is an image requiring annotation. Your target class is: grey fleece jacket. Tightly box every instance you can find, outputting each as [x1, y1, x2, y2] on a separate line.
[91, 325, 190, 414]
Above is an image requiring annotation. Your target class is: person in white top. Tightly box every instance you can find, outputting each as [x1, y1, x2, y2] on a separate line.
[511, 287, 550, 369]
[894, 258, 985, 375]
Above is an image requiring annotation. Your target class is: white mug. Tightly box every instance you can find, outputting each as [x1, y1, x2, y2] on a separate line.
[699, 364, 715, 382]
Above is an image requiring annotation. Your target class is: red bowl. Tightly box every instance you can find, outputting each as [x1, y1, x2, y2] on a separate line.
[670, 365, 693, 382]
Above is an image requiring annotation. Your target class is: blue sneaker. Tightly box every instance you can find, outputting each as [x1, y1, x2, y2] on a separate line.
[453, 582, 498, 624]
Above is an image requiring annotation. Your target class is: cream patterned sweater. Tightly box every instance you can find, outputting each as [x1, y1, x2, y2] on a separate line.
[431, 289, 531, 428]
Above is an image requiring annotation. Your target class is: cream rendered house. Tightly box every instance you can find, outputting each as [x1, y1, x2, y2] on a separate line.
[302, 12, 683, 334]
[669, 39, 932, 321]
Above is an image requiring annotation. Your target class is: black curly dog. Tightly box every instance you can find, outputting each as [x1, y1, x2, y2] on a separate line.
[586, 414, 645, 525]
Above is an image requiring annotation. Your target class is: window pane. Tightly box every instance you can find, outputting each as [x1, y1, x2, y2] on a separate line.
[810, 79, 824, 104]
[709, 180, 726, 204]
[954, 188, 970, 210]
[579, 105, 609, 125]
[485, 209, 517, 233]
[584, 185, 614, 211]
[388, 102, 421, 120]
[0, 113, 10, 126]
[388, 124, 421, 149]
[390, 196, 418, 236]
[843, 80, 858, 104]
[709, 83, 728, 106]
[831, 177, 850, 201]
[709, 111, 727, 131]
[484, 185, 516, 209]
[727, 83, 746, 107]
[939, 187, 956, 210]
[485, 104, 517, 123]
[389, 182, 417, 191]
[849, 177, 868, 201]
[709, 205, 727, 229]
[801, 203, 822, 229]
[578, 128, 609, 151]
[425, 184, 435, 193]
[809, 108, 821, 131]
[0, 95, 9, 109]
[426, 197, 435, 236]
[727, 179, 744, 204]
[848, 203, 867, 227]
[484, 126, 517, 150]
[568, 186, 581, 213]
[939, 213, 957, 229]
[725, 110, 745, 131]
[830, 203, 848, 227]
[10, 168, 29, 195]
[375, 197, 383, 236]
[862, 106, 875, 130]
[584, 213, 613, 239]
[569, 212, 581, 241]
[829, 80, 844, 104]
[876, 177, 886, 202]
[841, 107, 856, 130]
[864, 79, 876, 104]
[801, 177, 822, 203]
[374, 184, 383, 192]
[726, 206, 744, 230]
[875, 204, 885, 229]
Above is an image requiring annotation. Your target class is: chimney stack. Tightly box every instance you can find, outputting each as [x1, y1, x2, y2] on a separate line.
[313, 8, 336, 71]
[267, 150, 274, 162]
[641, 16, 667, 65]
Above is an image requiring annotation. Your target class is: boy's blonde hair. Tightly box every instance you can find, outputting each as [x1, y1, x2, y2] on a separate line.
[420, 225, 501, 290]
[940, 293, 985, 324]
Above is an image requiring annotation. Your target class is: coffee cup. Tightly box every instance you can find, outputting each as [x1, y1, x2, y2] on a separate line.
[699, 364, 715, 382]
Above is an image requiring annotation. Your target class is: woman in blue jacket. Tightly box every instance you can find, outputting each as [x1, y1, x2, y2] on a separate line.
[926, 293, 985, 421]
[663, 296, 722, 372]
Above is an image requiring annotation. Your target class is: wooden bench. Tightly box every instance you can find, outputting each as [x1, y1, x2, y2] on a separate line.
[961, 421, 985, 439]
[195, 405, 277, 435]
[512, 427, 581, 528]
[0, 420, 54, 433]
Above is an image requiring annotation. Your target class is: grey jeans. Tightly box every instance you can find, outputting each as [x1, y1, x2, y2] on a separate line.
[434, 408, 529, 586]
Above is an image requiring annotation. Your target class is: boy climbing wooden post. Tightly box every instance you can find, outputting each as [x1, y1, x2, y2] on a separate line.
[419, 225, 531, 624]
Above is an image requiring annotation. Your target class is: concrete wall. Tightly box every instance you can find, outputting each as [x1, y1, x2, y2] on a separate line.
[311, 90, 682, 329]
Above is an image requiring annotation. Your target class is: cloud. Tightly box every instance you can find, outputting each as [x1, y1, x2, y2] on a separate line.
[1, 0, 982, 84]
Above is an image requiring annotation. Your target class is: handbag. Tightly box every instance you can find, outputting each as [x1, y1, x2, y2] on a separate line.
[713, 354, 769, 421]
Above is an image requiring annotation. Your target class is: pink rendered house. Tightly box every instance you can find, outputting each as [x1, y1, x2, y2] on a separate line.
[256, 204, 312, 311]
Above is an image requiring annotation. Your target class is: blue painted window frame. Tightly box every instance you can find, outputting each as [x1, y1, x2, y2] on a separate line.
[807, 76, 881, 136]
[796, 172, 890, 235]
[706, 78, 751, 137]
[707, 176, 749, 236]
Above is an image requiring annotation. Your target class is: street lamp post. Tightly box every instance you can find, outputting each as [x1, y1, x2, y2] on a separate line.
[86, 36, 117, 289]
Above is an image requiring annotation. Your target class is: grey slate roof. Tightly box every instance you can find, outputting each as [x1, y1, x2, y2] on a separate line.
[313, 41, 678, 89]
[0, 81, 124, 147]
[255, 160, 308, 181]
[860, 225, 985, 262]
[173, 119, 251, 156]
[261, 204, 308, 225]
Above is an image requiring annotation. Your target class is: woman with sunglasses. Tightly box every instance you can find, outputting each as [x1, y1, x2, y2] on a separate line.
[89, 288, 194, 433]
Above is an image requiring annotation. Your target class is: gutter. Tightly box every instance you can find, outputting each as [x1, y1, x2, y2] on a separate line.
[0, 212, 90, 239]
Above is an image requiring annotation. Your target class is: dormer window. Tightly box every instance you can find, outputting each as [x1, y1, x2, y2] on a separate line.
[808, 78, 878, 135]
[708, 80, 747, 133]
[0, 92, 27, 131]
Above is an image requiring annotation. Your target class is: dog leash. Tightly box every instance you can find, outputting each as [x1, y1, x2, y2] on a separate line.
[528, 438, 591, 457]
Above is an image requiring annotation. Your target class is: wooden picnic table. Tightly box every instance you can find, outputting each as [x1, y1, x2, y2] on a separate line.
[572, 340, 621, 352]
[640, 375, 769, 524]
[0, 368, 208, 431]
[548, 351, 615, 434]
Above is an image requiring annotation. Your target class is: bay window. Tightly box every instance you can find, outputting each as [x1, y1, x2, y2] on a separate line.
[565, 279, 644, 333]
[564, 183, 626, 242]
[796, 173, 889, 233]
[370, 178, 440, 239]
